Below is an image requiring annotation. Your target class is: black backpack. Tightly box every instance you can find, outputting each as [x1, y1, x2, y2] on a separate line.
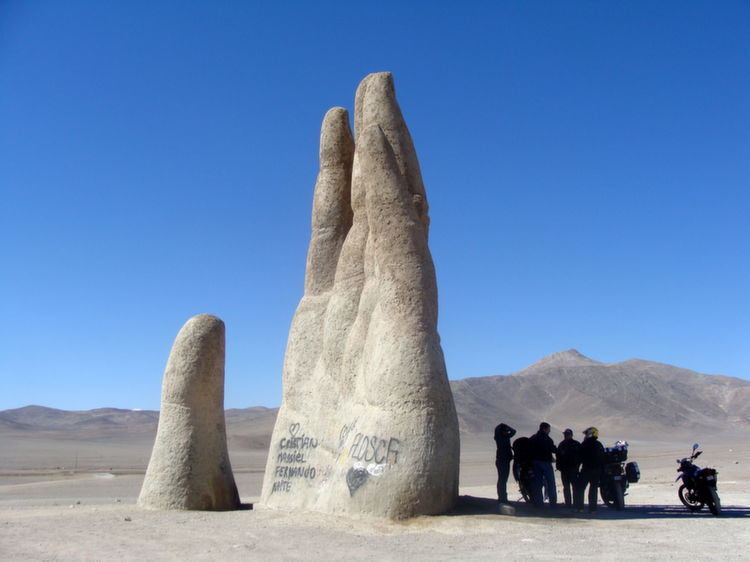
[512, 436, 532, 464]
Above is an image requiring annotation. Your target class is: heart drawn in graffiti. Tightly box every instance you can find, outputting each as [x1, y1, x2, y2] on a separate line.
[289, 423, 301, 437]
[346, 467, 369, 496]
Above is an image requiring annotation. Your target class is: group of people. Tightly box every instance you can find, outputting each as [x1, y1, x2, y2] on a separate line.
[494, 421, 605, 513]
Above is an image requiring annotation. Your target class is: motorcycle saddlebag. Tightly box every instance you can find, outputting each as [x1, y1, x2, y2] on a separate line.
[625, 461, 640, 483]
[604, 446, 628, 463]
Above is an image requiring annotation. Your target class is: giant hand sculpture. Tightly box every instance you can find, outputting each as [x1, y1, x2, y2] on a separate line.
[139, 314, 240, 511]
[260, 73, 459, 519]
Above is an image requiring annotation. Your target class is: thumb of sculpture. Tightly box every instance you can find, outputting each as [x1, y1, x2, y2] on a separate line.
[138, 314, 240, 510]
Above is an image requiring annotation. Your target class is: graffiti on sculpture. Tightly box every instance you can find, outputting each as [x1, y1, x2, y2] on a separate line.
[338, 424, 403, 495]
[338, 422, 356, 450]
[346, 466, 369, 496]
[270, 423, 320, 494]
[348, 433, 400, 465]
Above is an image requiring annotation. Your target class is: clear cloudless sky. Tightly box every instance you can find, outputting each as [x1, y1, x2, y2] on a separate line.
[1, 1, 748, 411]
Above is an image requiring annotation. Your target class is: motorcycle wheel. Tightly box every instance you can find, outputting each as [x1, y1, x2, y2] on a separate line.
[613, 482, 625, 511]
[707, 488, 721, 516]
[678, 484, 703, 512]
[600, 484, 613, 507]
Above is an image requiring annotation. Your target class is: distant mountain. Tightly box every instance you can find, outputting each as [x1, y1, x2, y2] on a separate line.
[2, 351, 747, 444]
[0, 405, 277, 449]
[451, 349, 750, 437]
[0, 405, 158, 433]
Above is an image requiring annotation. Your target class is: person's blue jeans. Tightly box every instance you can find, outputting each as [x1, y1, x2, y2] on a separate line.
[533, 461, 557, 506]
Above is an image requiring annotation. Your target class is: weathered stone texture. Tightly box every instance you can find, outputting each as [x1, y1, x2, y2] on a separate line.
[138, 314, 239, 511]
[260, 73, 459, 519]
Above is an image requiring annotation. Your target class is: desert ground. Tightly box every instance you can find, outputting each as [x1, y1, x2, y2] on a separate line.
[1, 431, 748, 560]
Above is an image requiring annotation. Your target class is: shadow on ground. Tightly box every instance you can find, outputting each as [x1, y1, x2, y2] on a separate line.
[451, 495, 750, 519]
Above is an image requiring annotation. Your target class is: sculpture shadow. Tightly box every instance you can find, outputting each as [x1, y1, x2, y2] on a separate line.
[450, 495, 750, 520]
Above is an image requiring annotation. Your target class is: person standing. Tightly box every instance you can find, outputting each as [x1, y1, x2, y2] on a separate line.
[494, 422, 516, 503]
[575, 426, 605, 514]
[556, 428, 581, 507]
[529, 422, 558, 507]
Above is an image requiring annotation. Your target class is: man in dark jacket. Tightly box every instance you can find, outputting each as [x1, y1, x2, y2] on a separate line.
[529, 422, 557, 506]
[494, 422, 516, 503]
[556, 428, 581, 507]
[575, 426, 605, 513]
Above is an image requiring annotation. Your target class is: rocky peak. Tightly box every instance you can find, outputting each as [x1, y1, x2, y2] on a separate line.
[520, 349, 601, 374]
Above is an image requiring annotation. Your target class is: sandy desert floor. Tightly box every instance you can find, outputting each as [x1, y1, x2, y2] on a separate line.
[1, 433, 748, 560]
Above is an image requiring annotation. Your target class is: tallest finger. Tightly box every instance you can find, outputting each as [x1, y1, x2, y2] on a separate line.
[304, 107, 355, 296]
[354, 72, 429, 235]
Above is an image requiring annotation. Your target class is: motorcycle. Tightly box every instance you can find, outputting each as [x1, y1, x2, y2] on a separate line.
[511, 436, 539, 505]
[514, 459, 537, 504]
[676, 443, 721, 516]
[600, 440, 640, 510]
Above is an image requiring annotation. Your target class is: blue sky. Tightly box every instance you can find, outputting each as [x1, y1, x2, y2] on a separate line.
[1, 1, 748, 411]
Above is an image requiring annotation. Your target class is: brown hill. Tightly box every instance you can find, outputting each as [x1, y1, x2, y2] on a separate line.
[451, 349, 750, 438]
[0, 405, 278, 451]
[0, 405, 159, 436]
[2, 350, 747, 446]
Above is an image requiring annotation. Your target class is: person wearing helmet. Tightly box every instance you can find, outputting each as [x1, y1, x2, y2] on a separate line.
[493, 422, 517, 504]
[575, 426, 605, 513]
[556, 428, 581, 508]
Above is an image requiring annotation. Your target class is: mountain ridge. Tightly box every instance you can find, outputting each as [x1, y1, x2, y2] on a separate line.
[2, 351, 747, 442]
[451, 351, 749, 436]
